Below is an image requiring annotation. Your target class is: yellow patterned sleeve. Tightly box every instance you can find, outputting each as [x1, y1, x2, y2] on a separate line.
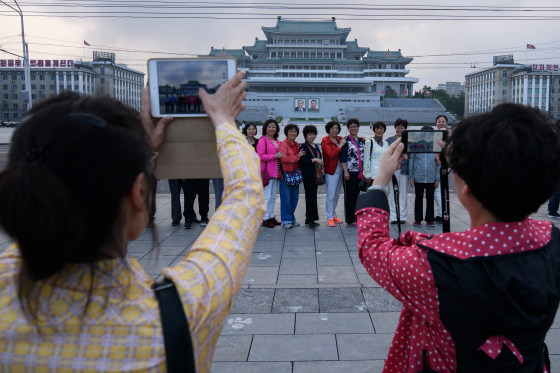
[162, 122, 265, 372]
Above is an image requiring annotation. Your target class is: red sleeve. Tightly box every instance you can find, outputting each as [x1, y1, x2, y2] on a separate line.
[279, 140, 299, 166]
[356, 206, 440, 321]
[322, 138, 341, 160]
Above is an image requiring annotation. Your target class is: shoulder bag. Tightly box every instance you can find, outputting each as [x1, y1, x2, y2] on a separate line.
[153, 279, 196, 373]
[260, 139, 270, 187]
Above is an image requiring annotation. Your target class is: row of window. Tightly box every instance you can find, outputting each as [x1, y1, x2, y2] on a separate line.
[271, 39, 341, 46]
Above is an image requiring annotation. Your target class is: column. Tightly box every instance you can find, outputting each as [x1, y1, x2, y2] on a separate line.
[78, 72, 84, 94]
[531, 77, 536, 107]
[538, 76, 543, 110]
[70, 72, 75, 92]
[55, 72, 60, 95]
[523, 76, 528, 105]
[546, 75, 551, 112]
[63, 73, 67, 92]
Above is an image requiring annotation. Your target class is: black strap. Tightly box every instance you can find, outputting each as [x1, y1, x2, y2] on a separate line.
[440, 154, 451, 233]
[154, 279, 196, 373]
[392, 174, 401, 235]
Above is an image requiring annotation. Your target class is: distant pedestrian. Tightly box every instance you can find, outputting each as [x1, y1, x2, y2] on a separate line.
[434, 114, 449, 224]
[258, 119, 284, 228]
[279, 124, 304, 228]
[300, 125, 323, 228]
[339, 118, 365, 227]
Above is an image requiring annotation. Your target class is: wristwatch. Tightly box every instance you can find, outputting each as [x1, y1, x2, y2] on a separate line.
[367, 184, 389, 196]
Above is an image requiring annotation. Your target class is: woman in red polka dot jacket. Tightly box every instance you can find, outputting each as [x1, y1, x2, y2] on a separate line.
[356, 103, 560, 372]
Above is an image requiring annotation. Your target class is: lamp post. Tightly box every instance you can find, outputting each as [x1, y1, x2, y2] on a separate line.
[1, 0, 32, 109]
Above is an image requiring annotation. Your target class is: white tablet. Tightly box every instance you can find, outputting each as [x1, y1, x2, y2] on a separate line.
[148, 58, 237, 117]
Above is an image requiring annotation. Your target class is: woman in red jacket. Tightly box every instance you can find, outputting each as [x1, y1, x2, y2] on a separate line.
[278, 124, 305, 228]
[321, 121, 346, 227]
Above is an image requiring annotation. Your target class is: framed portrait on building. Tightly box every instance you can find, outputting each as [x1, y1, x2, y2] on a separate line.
[294, 98, 306, 112]
[308, 98, 319, 112]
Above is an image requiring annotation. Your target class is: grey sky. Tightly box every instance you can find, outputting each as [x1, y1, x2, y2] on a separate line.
[1, 0, 559, 88]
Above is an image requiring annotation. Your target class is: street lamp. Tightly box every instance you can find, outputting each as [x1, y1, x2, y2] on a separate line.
[1, 0, 32, 109]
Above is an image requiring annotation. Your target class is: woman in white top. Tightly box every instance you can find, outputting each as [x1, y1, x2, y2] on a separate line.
[364, 121, 389, 186]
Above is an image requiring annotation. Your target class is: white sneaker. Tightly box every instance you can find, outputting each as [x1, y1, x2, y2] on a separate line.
[283, 223, 293, 229]
[292, 222, 300, 227]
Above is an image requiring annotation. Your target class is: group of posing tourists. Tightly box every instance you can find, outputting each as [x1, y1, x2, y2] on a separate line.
[252, 114, 450, 229]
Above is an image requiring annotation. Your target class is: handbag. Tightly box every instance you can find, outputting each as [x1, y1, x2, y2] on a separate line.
[260, 139, 270, 187]
[153, 279, 196, 373]
[283, 168, 303, 186]
[305, 142, 326, 186]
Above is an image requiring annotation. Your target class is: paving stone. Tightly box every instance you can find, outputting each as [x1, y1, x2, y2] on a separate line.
[222, 313, 294, 335]
[242, 267, 279, 285]
[316, 252, 352, 266]
[279, 258, 317, 275]
[153, 245, 189, 256]
[314, 231, 345, 241]
[284, 235, 315, 246]
[370, 311, 401, 333]
[344, 235, 359, 247]
[293, 360, 385, 373]
[350, 255, 368, 274]
[253, 240, 285, 252]
[318, 266, 359, 284]
[272, 288, 319, 313]
[315, 240, 348, 252]
[546, 328, 560, 354]
[277, 274, 318, 285]
[357, 273, 379, 287]
[281, 247, 316, 259]
[159, 234, 196, 246]
[337, 333, 394, 360]
[256, 229, 286, 241]
[249, 334, 338, 361]
[230, 288, 275, 314]
[213, 335, 253, 361]
[362, 287, 403, 312]
[249, 251, 282, 267]
[296, 312, 374, 334]
[211, 362, 292, 373]
[319, 288, 366, 313]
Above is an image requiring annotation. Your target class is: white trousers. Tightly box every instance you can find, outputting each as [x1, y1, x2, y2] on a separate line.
[389, 169, 409, 221]
[435, 183, 442, 217]
[325, 164, 343, 221]
[263, 178, 278, 220]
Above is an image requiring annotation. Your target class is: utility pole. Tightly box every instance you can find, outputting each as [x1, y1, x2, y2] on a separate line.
[1, 0, 32, 109]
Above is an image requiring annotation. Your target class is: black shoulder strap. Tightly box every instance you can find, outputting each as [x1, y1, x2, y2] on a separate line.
[154, 279, 196, 373]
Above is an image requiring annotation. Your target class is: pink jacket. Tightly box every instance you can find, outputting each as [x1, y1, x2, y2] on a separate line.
[257, 136, 281, 179]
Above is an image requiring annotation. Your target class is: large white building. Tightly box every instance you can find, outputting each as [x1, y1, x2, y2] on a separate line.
[465, 55, 560, 119]
[1, 51, 144, 122]
[205, 17, 420, 123]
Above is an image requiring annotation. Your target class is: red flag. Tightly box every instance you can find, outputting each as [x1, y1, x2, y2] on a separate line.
[84, 40, 91, 46]
[527, 44, 536, 50]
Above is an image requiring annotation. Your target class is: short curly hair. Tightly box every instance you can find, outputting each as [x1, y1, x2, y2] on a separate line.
[372, 121, 386, 132]
[284, 124, 300, 137]
[446, 103, 560, 221]
[302, 125, 318, 139]
[325, 121, 341, 134]
[394, 118, 408, 129]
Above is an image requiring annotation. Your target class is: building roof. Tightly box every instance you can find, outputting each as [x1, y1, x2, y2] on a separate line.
[206, 48, 246, 59]
[243, 40, 268, 53]
[345, 41, 369, 54]
[262, 18, 351, 40]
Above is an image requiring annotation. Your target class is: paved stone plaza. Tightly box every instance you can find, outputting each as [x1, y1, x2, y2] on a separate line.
[3, 191, 559, 372]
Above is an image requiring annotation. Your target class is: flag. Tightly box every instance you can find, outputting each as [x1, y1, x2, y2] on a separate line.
[84, 40, 91, 46]
[527, 44, 536, 50]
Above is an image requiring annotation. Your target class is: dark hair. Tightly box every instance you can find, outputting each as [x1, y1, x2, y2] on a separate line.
[421, 125, 433, 131]
[394, 118, 408, 129]
[242, 123, 257, 136]
[446, 103, 560, 221]
[325, 121, 341, 133]
[372, 121, 386, 131]
[436, 115, 448, 124]
[302, 125, 318, 139]
[262, 119, 279, 139]
[284, 123, 300, 137]
[0, 92, 151, 318]
[346, 118, 360, 127]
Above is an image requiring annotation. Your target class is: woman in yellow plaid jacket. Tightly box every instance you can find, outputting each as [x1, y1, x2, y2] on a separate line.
[0, 71, 264, 372]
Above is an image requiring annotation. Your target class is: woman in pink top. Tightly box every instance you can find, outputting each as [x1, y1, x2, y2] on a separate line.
[257, 119, 285, 228]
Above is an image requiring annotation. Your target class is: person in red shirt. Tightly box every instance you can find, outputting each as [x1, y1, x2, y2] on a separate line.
[278, 124, 305, 228]
[356, 103, 560, 372]
[321, 121, 346, 226]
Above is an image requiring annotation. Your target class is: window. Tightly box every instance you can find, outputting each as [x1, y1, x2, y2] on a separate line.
[13, 103, 18, 109]
[100, 68, 105, 75]
[40, 75, 45, 80]
[12, 84, 17, 91]
[2, 75, 6, 80]
[13, 113, 18, 119]
[31, 75, 36, 80]
[31, 85, 36, 90]
[2, 85, 7, 90]
[503, 81, 507, 86]
[49, 85, 55, 90]
[31, 94, 36, 100]
[40, 84, 45, 90]
[12, 94, 17, 99]
[502, 90, 507, 95]
[502, 71, 508, 77]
